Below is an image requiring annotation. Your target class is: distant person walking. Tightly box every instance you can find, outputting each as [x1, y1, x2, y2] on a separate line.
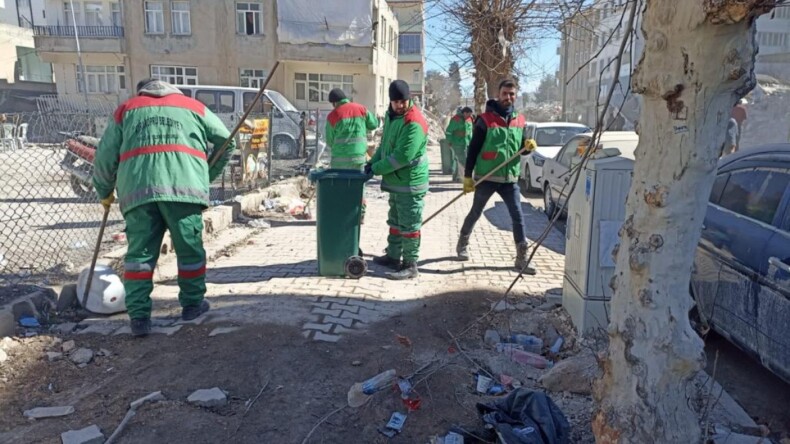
[731, 98, 748, 148]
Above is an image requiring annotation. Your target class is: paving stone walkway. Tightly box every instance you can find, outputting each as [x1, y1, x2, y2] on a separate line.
[73, 144, 567, 342]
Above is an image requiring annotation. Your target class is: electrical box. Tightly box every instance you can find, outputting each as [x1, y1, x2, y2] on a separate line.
[563, 154, 634, 336]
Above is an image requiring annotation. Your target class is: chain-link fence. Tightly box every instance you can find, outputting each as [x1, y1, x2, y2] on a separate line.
[0, 110, 241, 288]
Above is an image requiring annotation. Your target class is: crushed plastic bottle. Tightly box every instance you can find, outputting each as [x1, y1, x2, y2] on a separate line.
[550, 336, 564, 354]
[501, 348, 553, 369]
[347, 369, 398, 407]
[508, 334, 543, 354]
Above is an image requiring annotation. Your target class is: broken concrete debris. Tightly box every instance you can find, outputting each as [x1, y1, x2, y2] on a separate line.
[491, 300, 516, 312]
[23, 405, 75, 419]
[539, 349, 600, 395]
[61, 424, 104, 444]
[46, 352, 64, 362]
[187, 387, 227, 407]
[0, 348, 7, 363]
[61, 340, 76, 353]
[69, 348, 94, 365]
[208, 326, 240, 337]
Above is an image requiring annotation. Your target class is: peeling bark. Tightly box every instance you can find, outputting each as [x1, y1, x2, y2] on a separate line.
[593, 1, 776, 443]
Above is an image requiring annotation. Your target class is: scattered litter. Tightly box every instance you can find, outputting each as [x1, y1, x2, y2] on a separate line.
[396, 334, 412, 347]
[549, 337, 564, 355]
[500, 347, 553, 369]
[69, 241, 88, 250]
[506, 334, 543, 354]
[475, 374, 494, 394]
[398, 378, 421, 411]
[477, 388, 570, 444]
[351, 360, 362, 366]
[247, 219, 271, 229]
[23, 405, 75, 419]
[61, 424, 104, 444]
[484, 329, 501, 348]
[262, 199, 277, 210]
[379, 412, 407, 437]
[348, 369, 397, 407]
[19, 316, 40, 328]
[286, 198, 306, 216]
[112, 233, 127, 243]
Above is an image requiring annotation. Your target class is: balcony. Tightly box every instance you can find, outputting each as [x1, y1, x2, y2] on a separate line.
[33, 26, 125, 55]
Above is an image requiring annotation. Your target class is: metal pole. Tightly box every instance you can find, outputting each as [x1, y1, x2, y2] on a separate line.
[69, 0, 90, 111]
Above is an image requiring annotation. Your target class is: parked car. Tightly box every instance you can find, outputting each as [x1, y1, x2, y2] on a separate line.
[540, 131, 639, 218]
[691, 144, 790, 384]
[519, 122, 590, 195]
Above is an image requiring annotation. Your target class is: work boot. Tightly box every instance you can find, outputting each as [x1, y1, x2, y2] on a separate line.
[130, 318, 151, 338]
[182, 300, 210, 321]
[515, 242, 536, 275]
[373, 254, 401, 270]
[387, 262, 419, 280]
[456, 234, 471, 261]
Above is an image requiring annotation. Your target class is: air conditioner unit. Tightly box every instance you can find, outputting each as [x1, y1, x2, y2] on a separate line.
[563, 154, 634, 336]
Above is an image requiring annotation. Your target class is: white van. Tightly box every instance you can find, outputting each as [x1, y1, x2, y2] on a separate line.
[176, 85, 307, 160]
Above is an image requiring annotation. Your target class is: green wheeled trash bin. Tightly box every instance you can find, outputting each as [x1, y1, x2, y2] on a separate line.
[308, 169, 371, 279]
[440, 139, 456, 175]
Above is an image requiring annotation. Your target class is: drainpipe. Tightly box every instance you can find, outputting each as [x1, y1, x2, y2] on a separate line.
[69, 0, 90, 110]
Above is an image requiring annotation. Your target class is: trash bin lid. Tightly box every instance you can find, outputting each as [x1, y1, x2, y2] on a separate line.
[309, 168, 372, 183]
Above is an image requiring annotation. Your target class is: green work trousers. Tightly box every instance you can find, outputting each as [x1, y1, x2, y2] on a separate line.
[451, 143, 467, 181]
[123, 202, 207, 319]
[385, 193, 426, 263]
[329, 160, 367, 223]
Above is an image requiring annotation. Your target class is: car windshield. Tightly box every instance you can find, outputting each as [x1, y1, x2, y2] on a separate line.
[265, 90, 298, 113]
[535, 126, 590, 146]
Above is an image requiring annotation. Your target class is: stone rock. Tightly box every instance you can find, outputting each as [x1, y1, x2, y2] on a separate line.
[46, 352, 63, 362]
[130, 391, 165, 409]
[515, 303, 531, 311]
[56, 284, 78, 312]
[539, 350, 600, 395]
[61, 340, 76, 353]
[0, 348, 7, 363]
[76, 323, 118, 336]
[545, 289, 562, 306]
[52, 322, 77, 335]
[96, 349, 112, 357]
[491, 301, 516, 312]
[712, 425, 766, 444]
[0, 309, 15, 338]
[151, 325, 182, 336]
[537, 301, 561, 311]
[187, 387, 228, 407]
[69, 348, 93, 365]
[484, 330, 501, 348]
[208, 327, 240, 337]
[23, 405, 75, 419]
[1, 336, 18, 349]
[351, 360, 362, 366]
[60, 424, 104, 444]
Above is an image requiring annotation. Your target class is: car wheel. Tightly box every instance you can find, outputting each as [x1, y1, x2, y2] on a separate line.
[688, 285, 710, 337]
[272, 136, 298, 160]
[519, 168, 534, 197]
[543, 184, 557, 219]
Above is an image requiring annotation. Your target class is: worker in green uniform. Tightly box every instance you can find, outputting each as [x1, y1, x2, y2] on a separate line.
[93, 78, 235, 337]
[457, 78, 536, 274]
[325, 88, 379, 224]
[366, 80, 429, 280]
[445, 106, 474, 183]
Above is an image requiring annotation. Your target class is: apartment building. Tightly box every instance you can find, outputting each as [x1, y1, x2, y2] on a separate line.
[559, 0, 790, 126]
[33, 0, 398, 114]
[387, 0, 425, 102]
[0, 0, 52, 83]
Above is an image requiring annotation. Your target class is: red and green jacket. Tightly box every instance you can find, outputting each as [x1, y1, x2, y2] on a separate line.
[325, 98, 378, 169]
[93, 81, 235, 214]
[466, 99, 526, 183]
[444, 111, 473, 148]
[370, 101, 430, 195]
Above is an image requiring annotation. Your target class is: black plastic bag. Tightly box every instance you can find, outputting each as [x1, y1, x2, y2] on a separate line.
[476, 388, 570, 444]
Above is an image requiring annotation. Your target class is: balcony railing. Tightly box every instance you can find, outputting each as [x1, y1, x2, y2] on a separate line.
[33, 25, 124, 38]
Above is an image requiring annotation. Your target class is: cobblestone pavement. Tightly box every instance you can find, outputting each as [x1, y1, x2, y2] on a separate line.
[105, 144, 567, 342]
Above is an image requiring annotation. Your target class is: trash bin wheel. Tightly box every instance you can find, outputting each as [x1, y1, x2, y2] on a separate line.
[344, 256, 367, 279]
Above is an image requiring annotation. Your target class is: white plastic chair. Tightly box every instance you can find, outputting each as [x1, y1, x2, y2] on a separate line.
[15, 123, 28, 150]
[0, 124, 15, 151]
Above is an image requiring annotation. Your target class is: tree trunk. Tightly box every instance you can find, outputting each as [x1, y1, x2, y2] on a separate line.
[593, 1, 773, 443]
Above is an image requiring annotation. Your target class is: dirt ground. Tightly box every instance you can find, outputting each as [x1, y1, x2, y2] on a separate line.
[0, 290, 594, 444]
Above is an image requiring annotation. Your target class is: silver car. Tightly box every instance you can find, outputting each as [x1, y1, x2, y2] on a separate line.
[519, 122, 590, 195]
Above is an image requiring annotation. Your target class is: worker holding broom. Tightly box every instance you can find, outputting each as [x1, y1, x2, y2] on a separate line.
[325, 88, 379, 222]
[93, 78, 235, 337]
[366, 80, 429, 280]
[456, 79, 537, 274]
[445, 106, 474, 183]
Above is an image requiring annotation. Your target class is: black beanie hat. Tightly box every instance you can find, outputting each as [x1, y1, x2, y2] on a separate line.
[388, 80, 410, 101]
[328, 88, 346, 103]
[461, 106, 473, 113]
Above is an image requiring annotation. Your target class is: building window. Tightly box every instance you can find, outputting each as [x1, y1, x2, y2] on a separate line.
[84, 2, 103, 26]
[110, 2, 122, 26]
[150, 65, 198, 85]
[64, 2, 81, 25]
[240, 68, 268, 88]
[171, 1, 191, 35]
[236, 2, 262, 35]
[77, 65, 126, 94]
[380, 17, 387, 49]
[398, 34, 421, 55]
[412, 69, 420, 85]
[144, 1, 164, 34]
[294, 72, 353, 104]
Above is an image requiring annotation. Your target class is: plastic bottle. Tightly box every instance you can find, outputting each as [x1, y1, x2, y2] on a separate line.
[549, 336, 564, 354]
[361, 369, 397, 395]
[496, 343, 524, 353]
[508, 334, 543, 354]
[504, 348, 553, 369]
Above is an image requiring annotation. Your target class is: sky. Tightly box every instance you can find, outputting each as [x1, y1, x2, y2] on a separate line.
[422, 7, 561, 94]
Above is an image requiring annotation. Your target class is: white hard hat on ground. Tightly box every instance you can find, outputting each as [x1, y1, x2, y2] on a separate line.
[76, 265, 127, 314]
